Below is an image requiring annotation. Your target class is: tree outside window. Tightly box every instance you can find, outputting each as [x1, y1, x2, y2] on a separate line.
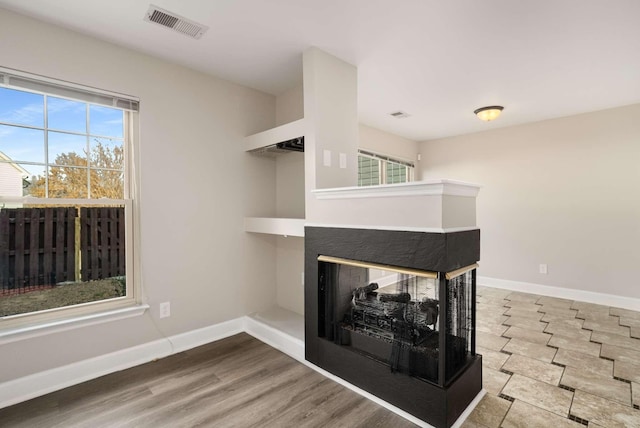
[0, 80, 135, 319]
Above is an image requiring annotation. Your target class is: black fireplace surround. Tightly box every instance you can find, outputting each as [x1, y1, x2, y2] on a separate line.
[305, 226, 482, 428]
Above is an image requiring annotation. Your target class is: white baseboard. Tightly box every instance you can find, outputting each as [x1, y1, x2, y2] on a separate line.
[451, 389, 486, 428]
[243, 316, 305, 362]
[7, 275, 633, 424]
[243, 317, 483, 428]
[170, 317, 245, 354]
[479, 276, 640, 312]
[0, 317, 245, 409]
[1, 314, 483, 428]
[294, 357, 484, 428]
[0, 337, 172, 409]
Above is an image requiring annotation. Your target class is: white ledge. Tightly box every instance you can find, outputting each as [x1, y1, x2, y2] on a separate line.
[244, 217, 305, 237]
[0, 304, 149, 345]
[304, 223, 479, 234]
[245, 119, 306, 152]
[312, 179, 481, 200]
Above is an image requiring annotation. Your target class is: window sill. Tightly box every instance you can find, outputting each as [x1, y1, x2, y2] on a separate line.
[0, 304, 149, 345]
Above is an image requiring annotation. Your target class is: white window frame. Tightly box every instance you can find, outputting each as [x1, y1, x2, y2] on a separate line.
[0, 67, 143, 334]
[358, 150, 414, 186]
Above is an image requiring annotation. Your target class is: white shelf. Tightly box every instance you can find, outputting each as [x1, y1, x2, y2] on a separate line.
[245, 306, 305, 362]
[244, 217, 305, 237]
[245, 118, 306, 152]
[248, 306, 304, 342]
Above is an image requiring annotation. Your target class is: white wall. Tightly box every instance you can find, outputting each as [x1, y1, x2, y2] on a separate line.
[276, 236, 305, 315]
[419, 104, 640, 299]
[273, 87, 306, 314]
[275, 152, 305, 218]
[0, 8, 275, 382]
[273, 85, 419, 166]
[275, 85, 304, 126]
[268, 81, 418, 314]
[243, 153, 278, 315]
[359, 124, 418, 164]
[303, 48, 359, 197]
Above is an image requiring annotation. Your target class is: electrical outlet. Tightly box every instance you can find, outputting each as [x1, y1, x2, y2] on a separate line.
[159, 301, 171, 318]
[539, 264, 548, 274]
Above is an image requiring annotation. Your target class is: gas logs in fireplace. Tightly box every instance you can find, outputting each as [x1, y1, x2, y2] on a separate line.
[319, 255, 473, 384]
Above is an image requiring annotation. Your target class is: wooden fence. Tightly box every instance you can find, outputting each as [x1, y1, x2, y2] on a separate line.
[0, 207, 125, 294]
[80, 207, 126, 281]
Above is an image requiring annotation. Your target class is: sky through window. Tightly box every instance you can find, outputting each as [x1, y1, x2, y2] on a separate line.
[0, 87, 124, 178]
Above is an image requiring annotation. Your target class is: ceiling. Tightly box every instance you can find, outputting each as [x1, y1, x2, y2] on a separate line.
[1, 0, 639, 141]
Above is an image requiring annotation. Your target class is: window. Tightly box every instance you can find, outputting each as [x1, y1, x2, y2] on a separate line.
[0, 68, 139, 324]
[358, 150, 414, 186]
[357, 155, 380, 186]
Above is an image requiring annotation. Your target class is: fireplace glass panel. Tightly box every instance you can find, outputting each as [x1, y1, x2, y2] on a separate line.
[444, 270, 475, 381]
[318, 258, 476, 386]
[319, 260, 444, 383]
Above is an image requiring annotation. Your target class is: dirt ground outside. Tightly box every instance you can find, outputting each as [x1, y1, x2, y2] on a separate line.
[0, 278, 125, 317]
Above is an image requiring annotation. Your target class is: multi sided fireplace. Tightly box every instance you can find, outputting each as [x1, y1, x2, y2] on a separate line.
[305, 226, 482, 428]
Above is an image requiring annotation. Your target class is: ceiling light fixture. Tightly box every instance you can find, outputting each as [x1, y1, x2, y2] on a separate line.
[474, 106, 504, 121]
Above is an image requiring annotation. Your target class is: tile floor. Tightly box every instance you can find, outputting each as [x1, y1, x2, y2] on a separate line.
[462, 286, 640, 428]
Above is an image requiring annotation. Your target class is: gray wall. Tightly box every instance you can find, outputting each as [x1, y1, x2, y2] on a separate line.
[0, 8, 276, 382]
[419, 104, 640, 299]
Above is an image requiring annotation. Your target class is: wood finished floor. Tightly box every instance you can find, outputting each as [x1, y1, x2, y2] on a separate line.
[0, 333, 418, 428]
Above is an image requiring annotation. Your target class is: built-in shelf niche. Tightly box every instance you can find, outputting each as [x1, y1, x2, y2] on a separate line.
[244, 217, 305, 237]
[245, 118, 305, 152]
[244, 118, 306, 236]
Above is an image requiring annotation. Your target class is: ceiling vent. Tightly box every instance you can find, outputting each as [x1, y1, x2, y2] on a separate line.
[144, 5, 209, 39]
[389, 111, 410, 119]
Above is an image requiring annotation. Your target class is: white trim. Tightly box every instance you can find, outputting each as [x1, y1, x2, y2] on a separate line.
[0, 304, 149, 345]
[245, 118, 306, 152]
[305, 222, 479, 234]
[0, 316, 245, 409]
[7, 278, 635, 424]
[478, 276, 640, 312]
[0, 66, 139, 101]
[299, 362, 434, 428]
[0, 197, 127, 205]
[0, 66, 139, 111]
[324, 387, 485, 428]
[170, 318, 245, 353]
[313, 179, 481, 200]
[243, 316, 482, 428]
[358, 149, 415, 168]
[0, 335, 171, 410]
[243, 316, 305, 362]
[244, 217, 305, 237]
[451, 389, 487, 428]
[0, 315, 482, 427]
